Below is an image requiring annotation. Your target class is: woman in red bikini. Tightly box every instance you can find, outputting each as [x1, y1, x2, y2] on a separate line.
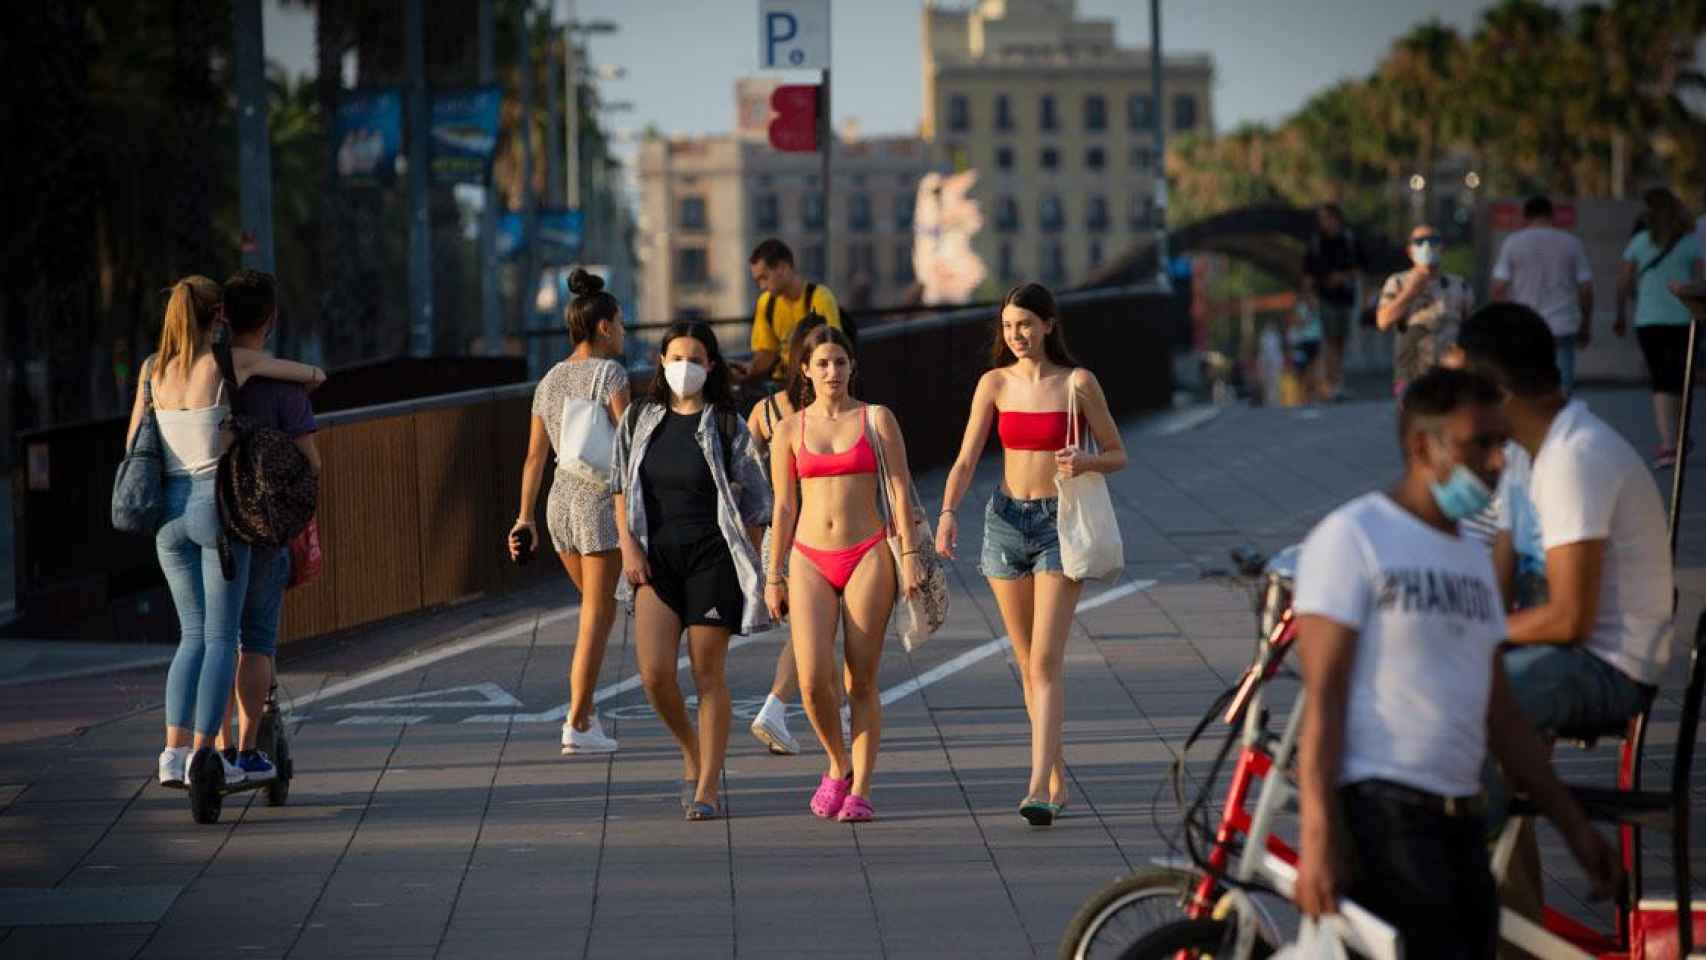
[765, 324, 923, 822]
[936, 283, 1126, 827]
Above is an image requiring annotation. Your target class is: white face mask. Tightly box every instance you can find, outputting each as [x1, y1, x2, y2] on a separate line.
[1411, 242, 1440, 267]
[663, 359, 707, 398]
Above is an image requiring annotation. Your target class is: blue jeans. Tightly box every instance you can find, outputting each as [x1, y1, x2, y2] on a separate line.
[1554, 334, 1577, 395]
[241, 546, 291, 656]
[1484, 645, 1653, 832]
[157, 475, 250, 736]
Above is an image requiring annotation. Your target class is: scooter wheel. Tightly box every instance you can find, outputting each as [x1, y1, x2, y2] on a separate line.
[266, 726, 291, 807]
[188, 748, 224, 824]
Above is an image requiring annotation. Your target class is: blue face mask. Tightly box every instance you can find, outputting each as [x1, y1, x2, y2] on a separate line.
[1430, 464, 1493, 521]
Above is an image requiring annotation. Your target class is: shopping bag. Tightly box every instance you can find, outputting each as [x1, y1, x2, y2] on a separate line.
[1272, 917, 1350, 960]
[865, 410, 948, 650]
[557, 389, 616, 487]
[1054, 385, 1123, 581]
[287, 518, 323, 590]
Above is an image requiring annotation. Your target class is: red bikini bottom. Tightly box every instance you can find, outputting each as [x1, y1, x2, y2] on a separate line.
[792, 530, 887, 593]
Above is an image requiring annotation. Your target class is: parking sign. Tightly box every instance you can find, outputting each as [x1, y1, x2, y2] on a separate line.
[759, 0, 830, 70]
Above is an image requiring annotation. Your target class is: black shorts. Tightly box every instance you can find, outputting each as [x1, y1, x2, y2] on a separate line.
[645, 526, 745, 632]
[1637, 324, 1693, 395]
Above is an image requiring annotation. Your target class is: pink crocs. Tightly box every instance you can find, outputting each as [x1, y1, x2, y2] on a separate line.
[810, 773, 852, 819]
[836, 794, 874, 823]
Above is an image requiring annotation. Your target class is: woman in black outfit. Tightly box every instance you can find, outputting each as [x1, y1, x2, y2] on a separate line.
[610, 323, 771, 821]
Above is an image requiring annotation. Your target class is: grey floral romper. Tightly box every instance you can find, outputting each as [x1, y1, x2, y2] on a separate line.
[532, 358, 628, 554]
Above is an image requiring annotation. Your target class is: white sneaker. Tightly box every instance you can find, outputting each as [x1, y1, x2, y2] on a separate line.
[158, 747, 190, 788]
[750, 712, 799, 755]
[561, 714, 618, 755]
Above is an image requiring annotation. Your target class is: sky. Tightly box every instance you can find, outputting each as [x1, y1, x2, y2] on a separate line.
[264, 0, 1517, 143]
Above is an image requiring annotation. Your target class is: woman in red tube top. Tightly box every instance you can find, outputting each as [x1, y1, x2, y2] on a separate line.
[935, 283, 1127, 827]
[765, 324, 924, 823]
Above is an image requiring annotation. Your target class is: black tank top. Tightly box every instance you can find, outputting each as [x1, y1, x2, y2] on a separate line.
[641, 410, 719, 539]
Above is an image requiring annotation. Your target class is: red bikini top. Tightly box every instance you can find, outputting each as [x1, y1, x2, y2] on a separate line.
[794, 407, 879, 479]
[998, 410, 1074, 452]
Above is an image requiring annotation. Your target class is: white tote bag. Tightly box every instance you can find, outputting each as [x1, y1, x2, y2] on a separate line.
[1054, 385, 1123, 581]
[1271, 917, 1351, 960]
[556, 366, 617, 487]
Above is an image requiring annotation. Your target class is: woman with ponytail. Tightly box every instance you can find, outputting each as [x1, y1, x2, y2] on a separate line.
[126, 276, 325, 795]
[510, 268, 630, 755]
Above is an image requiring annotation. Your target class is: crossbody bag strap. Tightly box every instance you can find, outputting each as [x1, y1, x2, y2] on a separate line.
[1642, 234, 1685, 277]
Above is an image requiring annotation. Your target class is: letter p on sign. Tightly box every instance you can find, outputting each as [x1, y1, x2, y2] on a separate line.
[759, 0, 830, 71]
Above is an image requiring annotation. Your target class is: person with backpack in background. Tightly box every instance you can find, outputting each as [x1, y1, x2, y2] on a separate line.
[610, 322, 772, 821]
[207, 270, 322, 784]
[743, 312, 831, 756]
[128, 276, 323, 793]
[510, 269, 630, 755]
[1616, 187, 1705, 467]
[731, 239, 846, 395]
[1302, 203, 1364, 402]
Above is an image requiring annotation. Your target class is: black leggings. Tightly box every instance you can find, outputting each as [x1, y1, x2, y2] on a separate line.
[1637, 324, 1693, 395]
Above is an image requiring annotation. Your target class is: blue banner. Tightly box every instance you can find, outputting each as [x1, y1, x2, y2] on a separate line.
[498, 209, 584, 264]
[334, 89, 402, 188]
[430, 87, 501, 185]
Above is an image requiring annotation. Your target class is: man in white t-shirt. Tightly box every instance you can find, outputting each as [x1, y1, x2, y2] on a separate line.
[1457, 303, 1672, 811]
[1491, 196, 1595, 394]
[1292, 367, 1616, 957]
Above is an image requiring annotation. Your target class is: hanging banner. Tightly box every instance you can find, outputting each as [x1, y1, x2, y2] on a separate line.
[334, 89, 402, 187]
[430, 87, 502, 185]
[497, 209, 584, 264]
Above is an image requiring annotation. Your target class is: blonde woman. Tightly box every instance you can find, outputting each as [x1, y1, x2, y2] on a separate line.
[936, 283, 1126, 826]
[766, 324, 922, 822]
[127, 276, 324, 793]
[511, 269, 630, 755]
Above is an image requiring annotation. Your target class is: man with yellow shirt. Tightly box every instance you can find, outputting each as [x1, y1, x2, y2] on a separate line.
[734, 238, 843, 387]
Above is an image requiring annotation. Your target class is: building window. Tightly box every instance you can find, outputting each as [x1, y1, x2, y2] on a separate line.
[679, 196, 707, 232]
[995, 195, 1020, 233]
[802, 193, 824, 230]
[849, 193, 872, 233]
[998, 241, 1016, 281]
[1040, 240, 1066, 285]
[1086, 195, 1110, 232]
[676, 247, 708, 285]
[1127, 93, 1154, 130]
[1039, 194, 1065, 233]
[894, 194, 914, 231]
[804, 244, 826, 278]
[1040, 146, 1060, 171]
[996, 146, 1015, 171]
[947, 94, 971, 132]
[894, 243, 915, 285]
[1129, 193, 1154, 229]
[1129, 145, 1153, 172]
[1090, 238, 1104, 268]
[1173, 93, 1198, 132]
[1083, 94, 1107, 132]
[994, 94, 1014, 132]
[1085, 146, 1106, 172]
[848, 242, 877, 281]
[1039, 94, 1058, 132]
[753, 194, 779, 231]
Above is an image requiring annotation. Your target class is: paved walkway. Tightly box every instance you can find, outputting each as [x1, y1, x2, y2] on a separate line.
[1, 389, 1702, 959]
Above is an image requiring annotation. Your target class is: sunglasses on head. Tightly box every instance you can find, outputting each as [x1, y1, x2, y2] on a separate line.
[1411, 235, 1443, 246]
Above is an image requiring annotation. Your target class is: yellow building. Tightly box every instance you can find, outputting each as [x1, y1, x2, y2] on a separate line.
[922, 0, 1214, 290]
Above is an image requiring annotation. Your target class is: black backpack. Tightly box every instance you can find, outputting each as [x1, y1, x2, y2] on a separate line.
[767, 282, 857, 347]
[213, 342, 319, 555]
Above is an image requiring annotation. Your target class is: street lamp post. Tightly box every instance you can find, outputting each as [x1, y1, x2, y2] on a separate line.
[1150, 0, 1170, 294]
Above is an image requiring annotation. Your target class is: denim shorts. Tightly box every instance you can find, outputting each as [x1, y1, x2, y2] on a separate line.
[979, 490, 1063, 580]
[240, 545, 292, 656]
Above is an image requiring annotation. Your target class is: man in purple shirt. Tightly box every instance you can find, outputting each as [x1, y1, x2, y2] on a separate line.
[214, 270, 322, 782]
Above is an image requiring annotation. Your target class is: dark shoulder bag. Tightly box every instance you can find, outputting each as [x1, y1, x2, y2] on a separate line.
[112, 357, 165, 533]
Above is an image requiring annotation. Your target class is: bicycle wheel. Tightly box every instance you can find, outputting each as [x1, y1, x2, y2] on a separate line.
[1058, 868, 1199, 960]
[1115, 918, 1231, 960]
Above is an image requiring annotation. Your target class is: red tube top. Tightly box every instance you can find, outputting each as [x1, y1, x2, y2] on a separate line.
[998, 410, 1073, 451]
[795, 408, 879, 479]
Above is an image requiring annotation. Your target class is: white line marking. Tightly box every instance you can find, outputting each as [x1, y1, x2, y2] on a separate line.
[0, 654, 176, 688]
[331, 681, 521, 711]
[289, 606, 578, 710]
[1149, 406, 1221, 437]
[879, 579, 1155, 706]
[462, 627, 785, 724]
[335, 714, 429, 725]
